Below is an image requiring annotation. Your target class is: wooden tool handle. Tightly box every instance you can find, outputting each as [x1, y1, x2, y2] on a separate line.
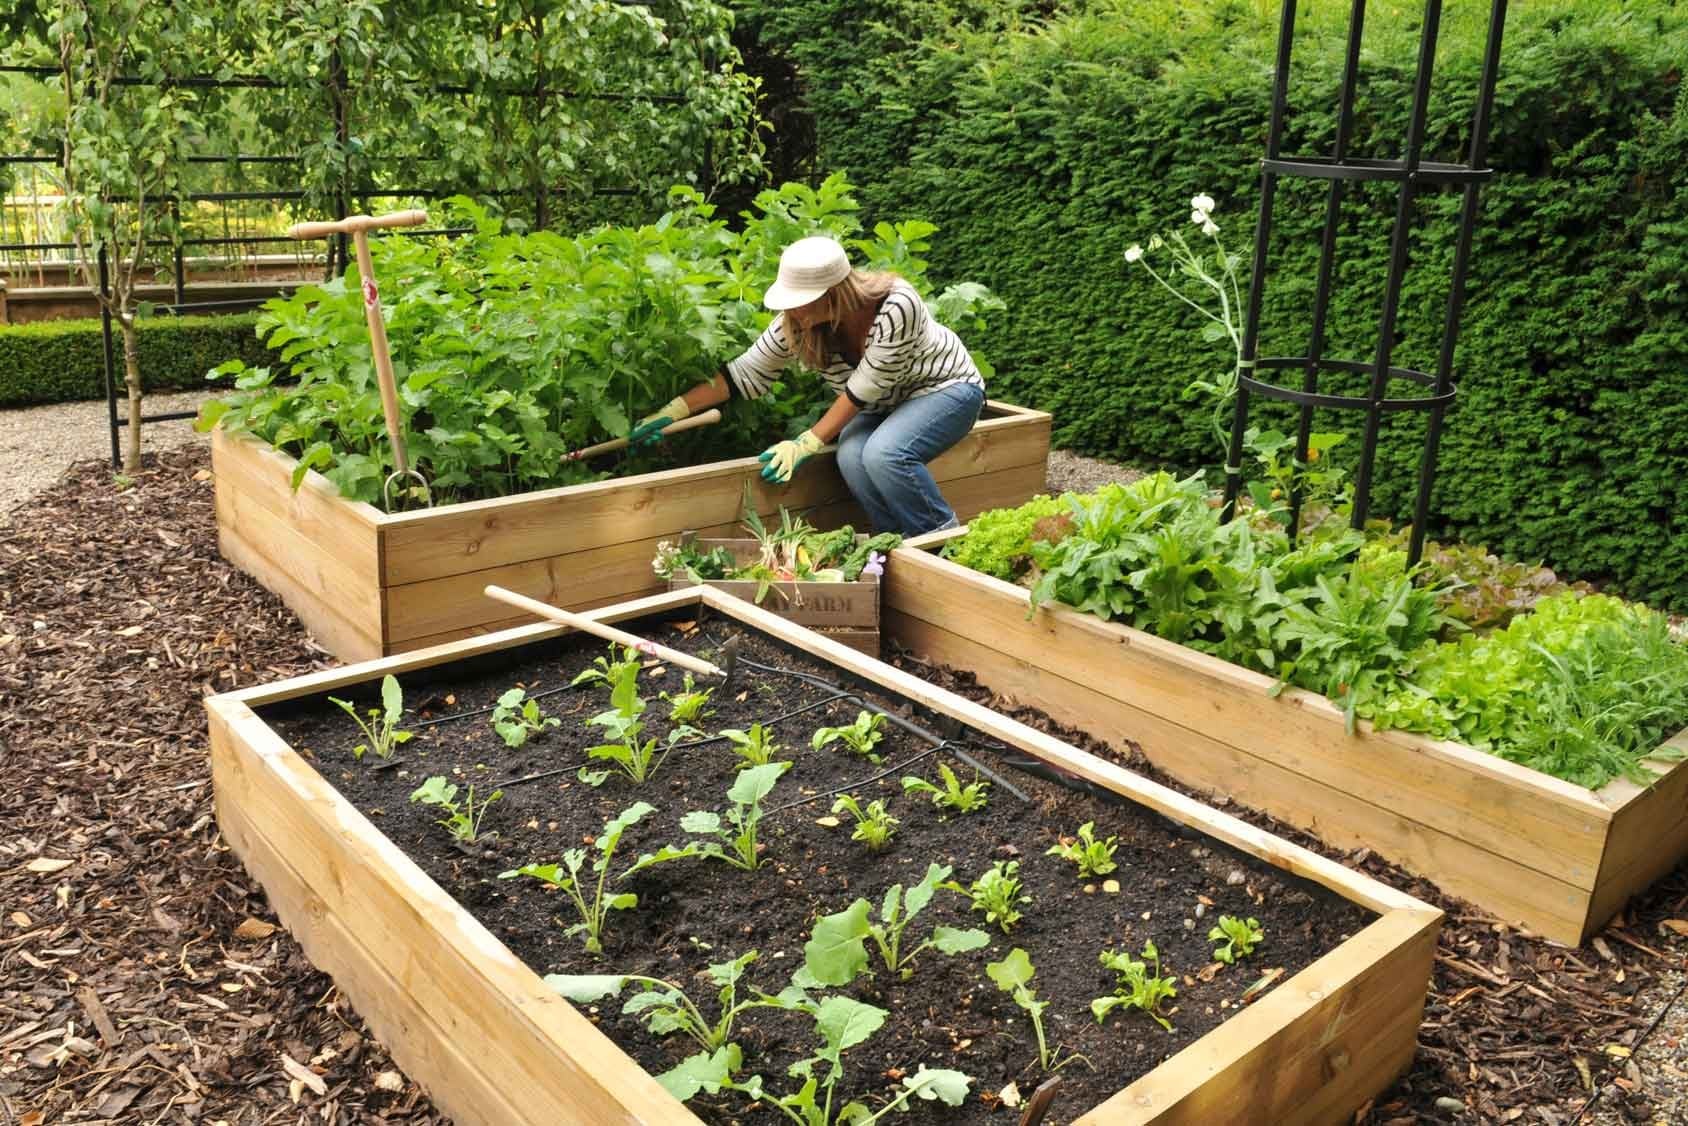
[288, 209, 429, 241]
[484, 585, 725, 679]
[561, 407, 724, 463]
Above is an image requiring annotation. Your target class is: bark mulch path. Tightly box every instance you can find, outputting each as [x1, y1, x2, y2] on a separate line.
[2, 442, 1685, 1124]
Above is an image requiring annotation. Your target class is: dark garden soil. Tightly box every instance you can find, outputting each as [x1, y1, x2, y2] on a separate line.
[2, 442, 1686, 1125]
[265, 618, 1372, 1123]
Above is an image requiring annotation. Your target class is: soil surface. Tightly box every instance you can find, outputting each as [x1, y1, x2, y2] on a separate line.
[267, 620, 1370, 1123]
[3, 442, 1686, 1125]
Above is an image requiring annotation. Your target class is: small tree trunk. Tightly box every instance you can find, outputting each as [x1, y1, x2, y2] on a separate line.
[118, 311, 143, 472]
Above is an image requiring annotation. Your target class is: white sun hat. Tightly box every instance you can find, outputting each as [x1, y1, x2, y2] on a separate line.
[763, 235, 853, 311]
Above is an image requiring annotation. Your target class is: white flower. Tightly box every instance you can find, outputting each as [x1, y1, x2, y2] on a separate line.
[1202, 219, 1220, 236]
[1125, 244, 1144, 263]
[1191, 193, 1216, 214]
[1191, 209, 1207, 226]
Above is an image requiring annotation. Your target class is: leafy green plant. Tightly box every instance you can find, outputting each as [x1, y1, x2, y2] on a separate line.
[626, 761, 791, 873]
[1092, 940, 1178, 1031]
[660, 673, 715, 728]
[1209, 916, 1264, 964]
[987, 948, 1088, 1073]
[800, 863, 988, 985]
[944, 861, 1030, 934]
[901, 762, 990, 813]
[811, 710, 886, 761]
[1242, 427, 1350, 533]
[579, 658, 665, 786]
[829, 793, 899, 851]
[572, 643, 642, 691]
[941, 494, 1069, 583]
[328, 674, 414, 761]
[491, 687, 560, 748]
[1046, 821, 1118, 877]
[720, 722, 782, 770]
[408, 776, 503, 843]
[500, 802, 654, 955]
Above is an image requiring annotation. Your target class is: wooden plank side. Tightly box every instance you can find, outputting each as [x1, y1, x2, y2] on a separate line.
[212, 426, 382, 574]
[883, 609, 1594, 943]
[701, 588, 1428, 917]
[883, 547, 1611, 894]
[378, 411, 1050, 585]
[210, 700, 695, 1125]
[1078, 909, 1438, 1125]
[1584, 730, 1688, 940]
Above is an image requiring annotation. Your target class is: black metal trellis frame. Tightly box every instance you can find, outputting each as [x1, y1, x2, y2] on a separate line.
[0, 55, 717, 467]
[1221, 0, 1509, 564]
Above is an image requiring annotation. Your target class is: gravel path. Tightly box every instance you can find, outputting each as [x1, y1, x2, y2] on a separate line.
[0, 390, 214, 525]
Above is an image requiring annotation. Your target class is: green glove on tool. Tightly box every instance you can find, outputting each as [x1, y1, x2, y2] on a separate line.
[629, 395, 691, 447]
[759, 429, 824, 484]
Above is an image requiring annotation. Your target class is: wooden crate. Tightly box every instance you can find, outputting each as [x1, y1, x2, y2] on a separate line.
[211, 400, 1049, 662]
[208, 585, 1440, 1126]
[665, 534, 882, 655]
[882, 532, 1688, 946]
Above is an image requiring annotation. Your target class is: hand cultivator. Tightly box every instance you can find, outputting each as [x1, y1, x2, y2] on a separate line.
[287, 209, 433, 510]
[560, 407, 725, 463]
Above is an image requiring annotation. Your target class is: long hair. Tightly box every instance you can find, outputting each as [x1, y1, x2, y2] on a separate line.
[785, 269, 899, 371]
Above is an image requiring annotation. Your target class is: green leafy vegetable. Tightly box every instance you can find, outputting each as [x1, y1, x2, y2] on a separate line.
[500, 802, 653, 955]
[328, 674, 413, 761]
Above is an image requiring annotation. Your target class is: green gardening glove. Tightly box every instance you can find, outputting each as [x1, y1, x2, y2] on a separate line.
[629, 395, 691, 447]
[759, 429, 825, 484]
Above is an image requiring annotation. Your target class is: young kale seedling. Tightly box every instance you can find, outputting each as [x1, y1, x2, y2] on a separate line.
[408, 775, 502, 843]
[499, 801, 653, 955]
[1209, 915, 1264, 964]
[829, 793, 899, 851]
[720, 722, 781, 771]
[811, 710, 886, 762]
[491, 686, 560, 748]
[579, 658, 665, 786]
[944, 860, 1030, 934]
[626, 761, 790, 873]
[1045, 820, 1119, 877]
[800, 863, 988, 986]
[571, 642, 643, 690]
[661, 672, 716, 730]
[987, 948, 1089, 1073]
[328, 674, 413, 761]
[1092, 939, 1178, 1031]
[901, 762, 991, 813]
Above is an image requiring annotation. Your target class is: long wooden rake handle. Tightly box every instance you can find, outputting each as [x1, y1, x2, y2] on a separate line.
[561, 408, 724, 462]
[286, 210, 430, 240]
[483, 585, 726, 680]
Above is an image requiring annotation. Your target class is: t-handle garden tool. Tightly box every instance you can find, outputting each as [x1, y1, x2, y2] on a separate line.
[483, 584, 740, 685]
[560, 407, 725, 463]
[287, 209, 432, 510]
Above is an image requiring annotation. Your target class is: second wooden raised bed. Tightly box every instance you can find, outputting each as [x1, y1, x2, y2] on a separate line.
[882, 530, 1688, 945]
[208, 585, 1440, 1125]
[211, 399, 1049, 663]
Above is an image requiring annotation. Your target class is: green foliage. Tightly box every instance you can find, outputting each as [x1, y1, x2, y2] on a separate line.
[752, 0, 1688, 611]
[829, 793, 899, 851]
[1046, 821, 1118, 878]
[579, 657, 665, 786]
[1208, 915, 1263, 965]
[900, 762, 990, 814]
[811, 710, 886, 761]
[800, 863, 988, 984]
[408, 776, 503, 843]
[491, 687, 559, 748]
[939, 493, 1068, 582]
[986, 948, 1087, 1073]
[720, 722, 783, 770]
[501, 801, 654, 955]
[1092, 939, 1177, 1032]
[626, 760, 792, 872]
[571, 643, 643, 690]
[661, 673, 716, 729]
[327, 674, 413, 761]
[0, 315, 268, 408]
[945, 860, 1029, 934]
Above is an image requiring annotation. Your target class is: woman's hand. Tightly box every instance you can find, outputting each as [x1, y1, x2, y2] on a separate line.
[759, 430, 824, 483]
[629, 395, 691, 447]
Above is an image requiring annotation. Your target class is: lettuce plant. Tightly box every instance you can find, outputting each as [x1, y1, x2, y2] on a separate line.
[799, 863, 988, 985]
[328, 674, 413, 761]
[491, 687, 559, 748]
[721, 722, 782, 771]
[1046, 821, 1118, 877]
[660, 673, 715, 729]
[1092, 940, 1177, 1031]
[572, 643, 643, 691]
[829, 793, 899, 851]
[812, 711, 886, 761]
[987, 948, 1088, 1073]
[500, 801, 653, 955]
[625, 761, 791, 873]
[580, 658, 665, 786]
[944, 861, 1029, 934]
[901, 762, 990, 813]
[1209, 915, 1264, 964]
[408, 776, 502, 844]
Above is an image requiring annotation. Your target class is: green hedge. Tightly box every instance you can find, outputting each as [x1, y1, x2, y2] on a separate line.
[0, 313, 269, 407]
[740, 0, 1688, 610]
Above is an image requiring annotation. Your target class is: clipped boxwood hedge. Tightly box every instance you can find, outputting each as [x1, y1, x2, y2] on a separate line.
[0, 313, 268, 408]
[739, 0, 1688, 609]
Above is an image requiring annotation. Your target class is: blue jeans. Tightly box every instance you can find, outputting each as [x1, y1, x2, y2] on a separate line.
[835, 382, 986, 535]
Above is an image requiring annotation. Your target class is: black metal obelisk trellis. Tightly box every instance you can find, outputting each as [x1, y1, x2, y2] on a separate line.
[1221, 0, 1509, 565]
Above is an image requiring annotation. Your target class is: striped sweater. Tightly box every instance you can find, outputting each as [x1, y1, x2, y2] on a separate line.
[725, 280, 983, 412]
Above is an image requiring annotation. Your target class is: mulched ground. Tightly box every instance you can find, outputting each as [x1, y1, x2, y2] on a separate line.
[2, 442, 1685, 1125]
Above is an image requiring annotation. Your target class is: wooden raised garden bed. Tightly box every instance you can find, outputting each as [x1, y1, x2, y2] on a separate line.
[210, 399, 1050, 663]
[208, 584, 1439, 1125]
[882, 530, 1688, 946]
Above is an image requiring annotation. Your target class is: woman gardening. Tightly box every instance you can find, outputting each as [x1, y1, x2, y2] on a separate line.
[628, 236, 987, 536]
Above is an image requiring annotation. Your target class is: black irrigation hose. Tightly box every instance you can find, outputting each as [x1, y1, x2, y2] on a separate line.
[410, 680, 584, 729]
[761, 740, 955, 818]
